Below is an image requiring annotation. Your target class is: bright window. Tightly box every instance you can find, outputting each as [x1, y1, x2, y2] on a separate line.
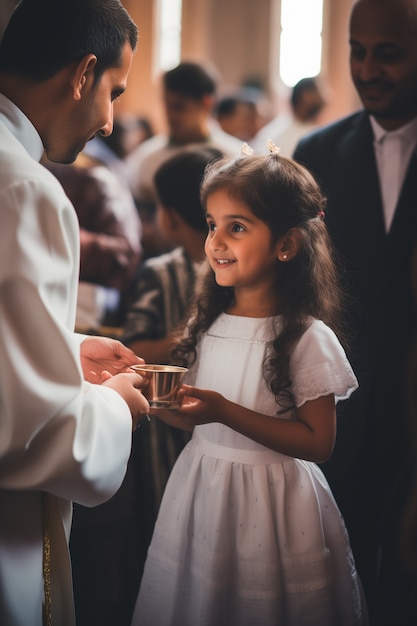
[279, 0, 323, 87]
[157, 0, 183, 72]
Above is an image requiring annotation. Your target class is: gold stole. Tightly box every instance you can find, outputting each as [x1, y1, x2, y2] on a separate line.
[42, 493, 76, 626]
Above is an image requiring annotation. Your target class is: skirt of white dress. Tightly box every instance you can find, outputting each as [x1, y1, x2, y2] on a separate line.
[132, 428, 367, 626]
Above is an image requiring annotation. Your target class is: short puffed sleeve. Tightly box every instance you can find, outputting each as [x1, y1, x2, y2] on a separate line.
[289, 319, 358, 407]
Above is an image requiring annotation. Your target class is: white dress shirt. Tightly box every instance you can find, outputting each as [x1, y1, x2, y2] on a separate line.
[371, 115, 417, 231]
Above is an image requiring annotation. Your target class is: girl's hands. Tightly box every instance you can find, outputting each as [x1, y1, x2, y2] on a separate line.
[149, 384, 226, 431]
[172, 384, 225, 428]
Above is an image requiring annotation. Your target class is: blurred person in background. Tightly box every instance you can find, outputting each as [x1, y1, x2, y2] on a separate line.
[254, 76, 328, 156]
[124, 61, 242, 259]
[214, 87, 265, 142]
[45, 152, 143, 331]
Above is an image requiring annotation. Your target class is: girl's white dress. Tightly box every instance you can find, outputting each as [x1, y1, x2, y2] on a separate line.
[132, 314, 368, 626]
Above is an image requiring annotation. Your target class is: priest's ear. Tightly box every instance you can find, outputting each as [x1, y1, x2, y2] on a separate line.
[71, 54, 97, 100]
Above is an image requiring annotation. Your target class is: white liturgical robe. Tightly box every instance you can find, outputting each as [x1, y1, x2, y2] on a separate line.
[0, 94, 133, 625]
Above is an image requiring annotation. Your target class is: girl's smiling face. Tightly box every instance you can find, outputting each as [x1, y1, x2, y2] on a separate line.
[205, 189, 281, 302]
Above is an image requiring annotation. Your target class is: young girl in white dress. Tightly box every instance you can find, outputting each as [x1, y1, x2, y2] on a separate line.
[131, 142, 368, 626]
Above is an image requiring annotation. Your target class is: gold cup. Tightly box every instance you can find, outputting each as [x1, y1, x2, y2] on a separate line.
[132, 364, 188, 409]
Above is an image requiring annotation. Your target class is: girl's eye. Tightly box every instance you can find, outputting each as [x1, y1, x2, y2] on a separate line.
[231, 223, 245, 233]
[207, 222, 216, 232]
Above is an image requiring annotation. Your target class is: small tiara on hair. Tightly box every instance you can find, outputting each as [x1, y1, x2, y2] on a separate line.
[240, 142, 254, 156]
[267, 139, 280, 154]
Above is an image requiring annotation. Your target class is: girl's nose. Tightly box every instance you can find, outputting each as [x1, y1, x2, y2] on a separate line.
[207, 231, 227, 252]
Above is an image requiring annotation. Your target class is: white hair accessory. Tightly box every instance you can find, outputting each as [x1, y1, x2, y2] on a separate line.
[240, 142, 254, 156]
[267, 139, 280, 154]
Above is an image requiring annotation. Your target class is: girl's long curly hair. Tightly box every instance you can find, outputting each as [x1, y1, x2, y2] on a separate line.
[171, 150, 349, 412]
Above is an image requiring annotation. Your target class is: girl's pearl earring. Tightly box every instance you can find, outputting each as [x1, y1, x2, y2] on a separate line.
[282, 254, 288, 261]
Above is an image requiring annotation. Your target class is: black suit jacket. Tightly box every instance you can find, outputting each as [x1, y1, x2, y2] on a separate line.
[293, 111, 417, 488]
